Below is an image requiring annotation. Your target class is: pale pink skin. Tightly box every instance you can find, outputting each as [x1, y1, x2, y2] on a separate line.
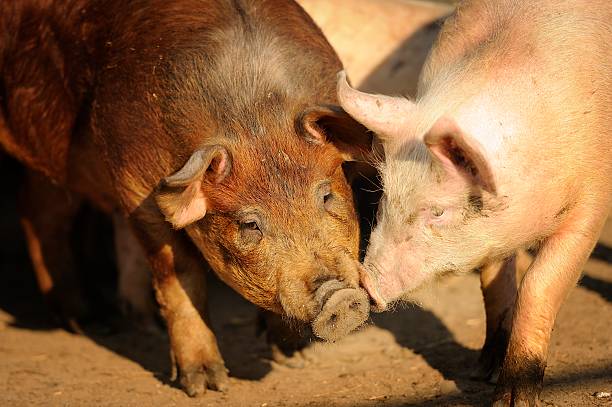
[339, 0, 612, 404]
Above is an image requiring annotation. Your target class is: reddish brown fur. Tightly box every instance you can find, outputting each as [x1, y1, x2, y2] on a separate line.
[0, 0, 370, 396]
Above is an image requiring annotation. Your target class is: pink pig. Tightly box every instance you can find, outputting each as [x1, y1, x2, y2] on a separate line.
[337, 1, 612, 406]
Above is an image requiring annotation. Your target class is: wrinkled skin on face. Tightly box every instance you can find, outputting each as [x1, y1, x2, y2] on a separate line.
[188, 135, 362, 322]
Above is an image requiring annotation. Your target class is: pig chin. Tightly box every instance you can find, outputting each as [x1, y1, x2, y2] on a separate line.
[277, 257, 370, 342]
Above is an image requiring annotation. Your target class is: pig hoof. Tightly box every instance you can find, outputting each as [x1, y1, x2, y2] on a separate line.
[312, 287, 369, 342]
[493, 356, 544, 406]
[179, 363, 229, 396]
[257, 310, 312, 367]
[493, 381, 542, 407]
[470, 358, 501, 383]
[492, 392, 541, 407]
[472, 326, 509, 383]
[47, 289, 90, 333]
[180, 369, 206, 397]
[270, 344, 306, 369]
[207, 363, 230, 392]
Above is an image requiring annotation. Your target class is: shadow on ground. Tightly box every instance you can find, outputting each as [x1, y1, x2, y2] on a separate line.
[338, 362, 612, 407]
[373, 306, 481, 393]
[579, 273, 612, 303]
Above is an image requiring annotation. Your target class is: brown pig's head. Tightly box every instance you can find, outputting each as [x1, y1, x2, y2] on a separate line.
[156, 105, 372, 341]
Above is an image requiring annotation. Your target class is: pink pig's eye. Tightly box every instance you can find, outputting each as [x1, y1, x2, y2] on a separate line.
[431, 207, 445, 217]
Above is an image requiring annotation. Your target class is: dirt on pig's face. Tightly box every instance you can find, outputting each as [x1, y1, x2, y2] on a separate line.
[196, 135, 360, 320]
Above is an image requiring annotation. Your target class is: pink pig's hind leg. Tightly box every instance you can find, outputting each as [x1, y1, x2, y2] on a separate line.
[493, 206, 608, 407]
[472, 254, 519, 383]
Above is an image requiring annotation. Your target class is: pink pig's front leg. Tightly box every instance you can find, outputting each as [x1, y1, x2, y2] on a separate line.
[493, 207, 608, 407]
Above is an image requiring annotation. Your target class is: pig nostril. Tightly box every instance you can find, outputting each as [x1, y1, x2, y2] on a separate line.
[312, 288, 369, 342]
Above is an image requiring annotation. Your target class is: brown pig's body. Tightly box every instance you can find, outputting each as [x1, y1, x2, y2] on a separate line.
[338, 0, 612, 405]
[0, 0, 372, 396]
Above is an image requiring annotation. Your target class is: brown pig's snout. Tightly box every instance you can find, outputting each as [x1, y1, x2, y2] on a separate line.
[311, 279, 370, 342]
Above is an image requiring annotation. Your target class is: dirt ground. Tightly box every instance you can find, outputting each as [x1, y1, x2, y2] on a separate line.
[1, 0, 611, 406]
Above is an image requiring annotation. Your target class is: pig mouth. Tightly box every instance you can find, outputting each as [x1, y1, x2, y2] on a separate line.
[359, 263, 388, 312]
[310, 280, 370, 342]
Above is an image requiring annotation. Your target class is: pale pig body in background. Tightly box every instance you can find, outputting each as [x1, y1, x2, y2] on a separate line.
[338, 0, 612, 405]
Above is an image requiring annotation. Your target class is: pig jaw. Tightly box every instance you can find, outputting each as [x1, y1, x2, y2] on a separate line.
[188, 220, 369, 341]
[276, 251, 370, 342]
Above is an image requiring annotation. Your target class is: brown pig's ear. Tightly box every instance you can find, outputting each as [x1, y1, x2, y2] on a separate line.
[297, 104, 373, 162]
[424, 117, 496, 194]
[156, 145, 231, 229]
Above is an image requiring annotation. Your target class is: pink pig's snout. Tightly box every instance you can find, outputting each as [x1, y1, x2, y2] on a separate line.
[359, 263, 388, 312]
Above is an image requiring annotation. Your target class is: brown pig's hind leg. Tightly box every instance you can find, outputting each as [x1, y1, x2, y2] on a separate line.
[493, 207, 607, 407]
[19, 170, 86, 331]
[112, 213, 158, 332]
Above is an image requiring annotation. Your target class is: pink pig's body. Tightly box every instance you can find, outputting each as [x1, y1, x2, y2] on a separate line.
[338, 0, 612, 405]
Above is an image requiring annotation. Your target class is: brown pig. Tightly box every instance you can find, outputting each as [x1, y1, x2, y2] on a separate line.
[0, 0, 372, 396]
[117, 0, 453, 335]
[337, 0, 612, 405]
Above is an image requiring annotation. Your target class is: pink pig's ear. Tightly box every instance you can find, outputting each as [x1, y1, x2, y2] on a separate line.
[336, 71, 416, 142]
[424, 117, 496, 194]
[297, 104, 373, 162]
[156, 145, 231, 229]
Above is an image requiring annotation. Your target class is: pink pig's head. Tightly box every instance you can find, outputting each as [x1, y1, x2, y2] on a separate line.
[337, 72, 503, 311]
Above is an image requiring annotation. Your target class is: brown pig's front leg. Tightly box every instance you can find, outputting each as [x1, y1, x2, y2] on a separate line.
[133, 219, 228, 397]
[493, 210, 606, 407]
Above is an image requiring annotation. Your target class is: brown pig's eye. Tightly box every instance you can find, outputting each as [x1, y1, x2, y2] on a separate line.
[242, 221, 259, 231]
[323, 191, 332, 205]
[239, 220, 263, 244]
[319, 181, 333, 211]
